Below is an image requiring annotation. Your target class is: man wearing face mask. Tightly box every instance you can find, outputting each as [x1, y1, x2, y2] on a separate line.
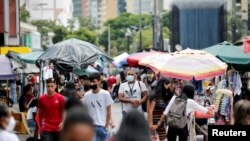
[81, 73, 114, 141]
[0, 104, 19, 141]
[118, 69, 148, 116]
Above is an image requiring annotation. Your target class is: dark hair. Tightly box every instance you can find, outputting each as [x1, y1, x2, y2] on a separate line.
[0, 104, 9, 119]
[89, 73, 101, 81]
[234, 100, 250, 125]
[23, 84, 32, 96]
[28, 98, 38, 108]
[65, 98, 85, 111]
[182, 84, 195, 99]
[63, 106, 93, 133]
[149, 78, 173, 104]
[62, 81, 77, 99]
[46, 78, 56, 84]
[115, 110, 151, 141]
[79, 75, 89, 80]
[120, 71, 126, 83]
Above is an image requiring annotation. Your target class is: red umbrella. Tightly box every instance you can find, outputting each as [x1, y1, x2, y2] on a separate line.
[243, 37, 250, 53]
[127, 51, 165, 67]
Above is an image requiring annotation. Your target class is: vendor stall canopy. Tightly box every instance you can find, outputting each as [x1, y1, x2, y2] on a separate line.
[0, 55, 15, 80]
[204, 41, 250, 71]
[36, 38, 112, 71]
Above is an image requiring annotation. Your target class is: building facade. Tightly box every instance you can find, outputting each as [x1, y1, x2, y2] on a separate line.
[118, 0, 126, 15]
[23, 0, 73, 26]
[73, 0, 82, 17]
[0, 0, 20, 46]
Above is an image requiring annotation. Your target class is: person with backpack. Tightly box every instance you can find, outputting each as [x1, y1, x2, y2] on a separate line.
[152, 84, 213, 141]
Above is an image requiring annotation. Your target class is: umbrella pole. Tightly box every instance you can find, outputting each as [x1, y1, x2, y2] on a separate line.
[39, 61, 44, 96]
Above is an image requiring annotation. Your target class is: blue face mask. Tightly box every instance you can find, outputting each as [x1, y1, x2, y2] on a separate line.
[126, 75, 134, 82]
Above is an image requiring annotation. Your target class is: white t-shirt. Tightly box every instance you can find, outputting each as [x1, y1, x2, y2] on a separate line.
[27, 107, 37, 120]
[0, 130, 20, 141]
[164, 95, 208, 116]
[118, 81, 147, 112]
[43, 66, 53, 80]
[81, 89, 114, 126]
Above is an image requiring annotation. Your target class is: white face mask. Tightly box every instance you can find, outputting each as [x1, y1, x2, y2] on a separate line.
[126, 75, 134, 82]
[6, 116, 16, 132]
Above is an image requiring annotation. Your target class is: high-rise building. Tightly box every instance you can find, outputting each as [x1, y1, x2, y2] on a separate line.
[236, 0, 248, 36]
[127, 0, 164, 14]
[126, 0, 134, 13]
[24, 0, 73, 26]
[82, 0, 88, 16]
[86, 0, 117, 26]
[118, 0, 126, 15]
[133, 0, 152, 14]
[73, 0, 82, 17]
[104, 0, 117, 21]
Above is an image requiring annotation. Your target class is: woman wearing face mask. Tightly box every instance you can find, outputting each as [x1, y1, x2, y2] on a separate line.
[0, 104, 19, 141]
[147, 78, 173, 141]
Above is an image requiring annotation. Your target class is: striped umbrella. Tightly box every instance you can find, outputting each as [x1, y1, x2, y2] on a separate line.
[139, 48, 227, 80]
[127, 51, 164, 67]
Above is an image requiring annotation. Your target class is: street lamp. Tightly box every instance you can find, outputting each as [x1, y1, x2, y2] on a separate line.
[125, 28, 132, 53]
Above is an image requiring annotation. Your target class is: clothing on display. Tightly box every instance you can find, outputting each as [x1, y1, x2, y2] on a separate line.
[43, 66, 53, 80]
[227, 71, 242, 96]
[213, 89, 234, 125]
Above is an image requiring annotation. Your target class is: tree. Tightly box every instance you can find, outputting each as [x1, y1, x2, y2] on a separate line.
[161, 11, 171, 29]
[67, 18, 76, 31]
[65, 28, 97, 44]
[78, 17, 98, 30]
[99, 13, 152, 55]
[20, 6, 30, 22]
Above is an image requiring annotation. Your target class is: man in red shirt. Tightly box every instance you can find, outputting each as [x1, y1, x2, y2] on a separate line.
[37, 78, 65, 141]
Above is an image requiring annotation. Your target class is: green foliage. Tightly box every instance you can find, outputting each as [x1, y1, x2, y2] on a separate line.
[99, 13, 152, 55]
[161, 11, 171, 29]
[78, 17, 99, 30]
[31, 19, 97, 50]
[20, 6, 30, 22]
[65, 28, 97, 44]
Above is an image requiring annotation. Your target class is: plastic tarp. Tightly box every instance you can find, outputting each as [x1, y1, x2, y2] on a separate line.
[0, 55, 15, 80]
[36, 39, 101, 71]
[7, 51, 41, 74]
[18, 51, 44, 64]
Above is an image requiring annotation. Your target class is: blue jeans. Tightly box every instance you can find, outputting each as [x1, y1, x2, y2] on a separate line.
[10, 82, 17, 103]
[94, 126, 108, 141]
[27, 119, 36, 131]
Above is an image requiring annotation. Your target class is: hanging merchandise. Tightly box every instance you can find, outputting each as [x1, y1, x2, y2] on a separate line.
[233, 72, 242, 96]
[43, 65, 53, 80]
[213, 89, 234, 125]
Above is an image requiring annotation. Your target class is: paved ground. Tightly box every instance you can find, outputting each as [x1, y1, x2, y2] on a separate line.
[11, 103, 203, 141]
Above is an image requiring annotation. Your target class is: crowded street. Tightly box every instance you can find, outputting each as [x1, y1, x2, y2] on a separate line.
[1, 0, 250, 141]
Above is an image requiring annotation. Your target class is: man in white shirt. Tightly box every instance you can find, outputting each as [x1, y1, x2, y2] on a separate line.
[81, 73, 114, 141]
[118, 69, 148, 116]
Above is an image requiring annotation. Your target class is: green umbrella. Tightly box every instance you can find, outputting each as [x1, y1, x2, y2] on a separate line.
[204, 42, 250, 71]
